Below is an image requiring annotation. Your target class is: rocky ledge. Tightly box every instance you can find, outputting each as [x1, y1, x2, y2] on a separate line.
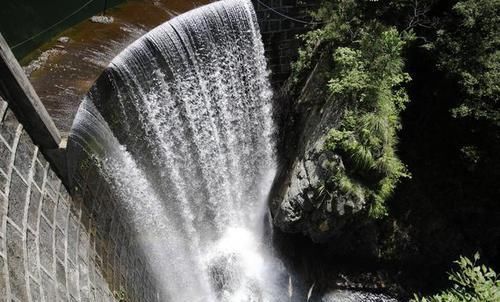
[270, 55, 369, 242]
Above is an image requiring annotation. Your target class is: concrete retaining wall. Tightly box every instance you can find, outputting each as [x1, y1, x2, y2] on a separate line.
[253, 0, 318, 87]
[0, 96, 158, 302]
[0, 3, 322, 300]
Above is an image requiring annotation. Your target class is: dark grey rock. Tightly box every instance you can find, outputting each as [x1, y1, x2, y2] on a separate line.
[41, 192, 56, 224]
[7, 223, 28, 301]
[33, 160, 45, 189]
[0, 109, 20, 148]
[27, 186, 41, 230]
[0, 257, 6, 298]
[55, 227, 66, 260]
[41, 273, 57, 302]
[7, 171, 28, 226]
[14, 132, 35, 179]
[26, 229, 38, 276]
[29, 278, 42, 302]
[56, 200, 69, 231]
[39, 216, 54, 272]
[270, 56, 368, 241]
[0, 138, 11, 175]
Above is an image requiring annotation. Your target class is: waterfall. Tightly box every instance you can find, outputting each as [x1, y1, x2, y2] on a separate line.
[68, 0, 287, 301]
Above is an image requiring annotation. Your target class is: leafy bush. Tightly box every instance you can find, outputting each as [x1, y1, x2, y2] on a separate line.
[291, 0, 429, 85]
[412, 253, 500, 302]
[292, 0, 413, 218]
[291, 0, 363, 83]
[436, 0, 500, 125]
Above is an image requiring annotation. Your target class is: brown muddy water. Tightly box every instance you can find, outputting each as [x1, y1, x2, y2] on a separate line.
[22, 0, 208, 137]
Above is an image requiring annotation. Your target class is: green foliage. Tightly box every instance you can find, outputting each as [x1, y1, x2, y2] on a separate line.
[291, 0, 363, 83]
[322, 26, 411, 218]
[113, 288, 128, 302]
[293, 1, 414, 218]
[436, 0, 500, 125]
[460, 145, 480, 165]
[290, 0, 500, 290]
[291, 0, 424, 85]
[412, 253, 500, 302]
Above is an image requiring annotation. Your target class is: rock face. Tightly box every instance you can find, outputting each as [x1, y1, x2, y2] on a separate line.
[270, 56, 367, 242]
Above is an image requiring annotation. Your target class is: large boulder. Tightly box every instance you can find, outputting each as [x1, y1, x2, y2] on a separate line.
[270, 56, 368, 242]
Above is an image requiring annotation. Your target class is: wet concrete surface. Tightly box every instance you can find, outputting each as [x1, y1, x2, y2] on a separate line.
[23, 0, 208, 137]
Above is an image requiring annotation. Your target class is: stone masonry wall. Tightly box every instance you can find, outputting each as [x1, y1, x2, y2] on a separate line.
[0, 3, 321, 301]
[0, 95, 158, 302]
[253, 0, 319, 87]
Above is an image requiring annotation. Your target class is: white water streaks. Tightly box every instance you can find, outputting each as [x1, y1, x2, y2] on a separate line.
[69, 0, 285, 301]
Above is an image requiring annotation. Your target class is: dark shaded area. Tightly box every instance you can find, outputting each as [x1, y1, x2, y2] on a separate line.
[270, 0, 500, 299]
[386, 36, 500, 292]
[0, 0, 124, 59]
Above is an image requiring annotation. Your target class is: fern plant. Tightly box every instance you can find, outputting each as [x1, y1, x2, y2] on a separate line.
[412, 253, 500, 302]
[322, 27, 411, 218]
[113, 288, 128, 302]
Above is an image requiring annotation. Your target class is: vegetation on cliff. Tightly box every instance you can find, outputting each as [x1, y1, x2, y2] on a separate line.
[286, 0, 500, 298]
[323, 28, 411, 218]
[291, 0, 414, 218]
[435, 0, 500, 125]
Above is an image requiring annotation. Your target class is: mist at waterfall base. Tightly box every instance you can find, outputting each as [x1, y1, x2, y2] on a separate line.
[68, 1, 397, 301]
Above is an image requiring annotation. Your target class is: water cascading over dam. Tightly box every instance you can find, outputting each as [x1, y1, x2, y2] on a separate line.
[67, 0, 288, 300]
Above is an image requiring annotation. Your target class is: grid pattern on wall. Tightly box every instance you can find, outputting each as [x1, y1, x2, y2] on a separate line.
[0, 96, 158, 302]
[253, 0, 318, 87]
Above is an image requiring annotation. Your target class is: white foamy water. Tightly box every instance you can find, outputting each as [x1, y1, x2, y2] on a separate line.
[69, 1, 287, 301]
[68, 1, 399, 301]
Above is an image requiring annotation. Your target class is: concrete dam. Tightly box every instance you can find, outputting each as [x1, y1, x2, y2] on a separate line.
[0, 0, 398, 301]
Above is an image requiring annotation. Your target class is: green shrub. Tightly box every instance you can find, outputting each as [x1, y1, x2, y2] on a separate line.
[291, 1, 413, 218]
[436, 0, 500, 125]
[322, 27, 411, 218]
[412, 253, 500, 302]
[291, 0, 363, 84]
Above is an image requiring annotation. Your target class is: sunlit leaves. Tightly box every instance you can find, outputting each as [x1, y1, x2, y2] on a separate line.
[412, 254, 500, 302]
[322, 27, 411, 218]
[437, 0, 500, 125]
